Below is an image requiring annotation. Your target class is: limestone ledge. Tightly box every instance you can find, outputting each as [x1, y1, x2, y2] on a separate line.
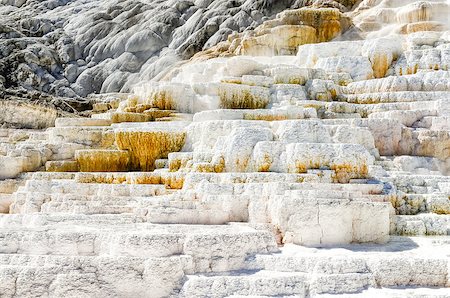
[0, 100, 58, 129]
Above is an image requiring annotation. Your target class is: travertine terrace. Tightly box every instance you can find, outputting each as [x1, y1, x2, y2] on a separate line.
[0, 0, 450, 297]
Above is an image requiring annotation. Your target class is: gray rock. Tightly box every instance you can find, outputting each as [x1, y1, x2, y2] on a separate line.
[1, 0, 347, 98]
[64, 64, 79, 83]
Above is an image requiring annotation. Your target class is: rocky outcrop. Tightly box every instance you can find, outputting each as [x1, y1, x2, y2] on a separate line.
[0, 100, 58, 129]
[0, 0, 449, 297]
[0, 0, 357, 99]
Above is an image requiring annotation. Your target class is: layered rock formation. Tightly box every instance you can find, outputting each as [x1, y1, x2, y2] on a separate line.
[1, 0, 450, 297]
[0, 0, 358, 99]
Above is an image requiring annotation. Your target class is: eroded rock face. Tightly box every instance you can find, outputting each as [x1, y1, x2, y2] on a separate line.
[186, 6, 353, 63]
[115, 123, 188, 171]
[0, 100, 58, 129]
[0, 0, 354, 99]
[0, 0, 450, 297]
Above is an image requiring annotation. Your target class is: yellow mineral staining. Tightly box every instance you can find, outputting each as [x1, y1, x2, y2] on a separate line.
[396, 65, 419, 77]
[316, 92, 332, 102]
[134, 104, 152, 113]
[397, 64, 419, 76]
[169, 153, 193, 172]
[430, 198, 450, 215]
[233, 155, 252, 173]
[213, 163, 224, 173]
[156, 116, 181, 122]
[291, 160, 368, 183]
[257, 153, 272, 172]
[296, 176, 305, 183]
[75, 150, 130, 172]
[161, 173, 185, 189]
[294, 162, 308, 174]
[273, 74, 307, 85]
[127, 96, 139, 108]
[124, 106, 136, 113]
[191, 156, 225, 173]
[115, 130, 186, 171]
[109, 99, 121, 109]
[240, 25, 317, 56]
[243, 113, 289, 121]
[75, 173, 128, 184]
[389, 194, 427, 215]
[212, 156, 225, 173]
[403, 21, 446, 34]
[75, 172, 164, 184]
[100, 130, 116, 148]
[288, 78, 304, 85]
[371, 53, 391, 79]
[111, 112, 152, 123]
[190, 7, 350, 60]
[192, 163, 216, 173]
[329, 88, 337, 99]
[396, 2, 432, 23]
[45, 161, 79, 172]
[279, 8, 348, 42]
[154, 159, 167, 169]
[145, 89, 176, 110]
[221, 78, 242, 84]
[75, 172, 173, 187]
[92, 102, 109, 113]
[99, 174, 127, 184]
[76, 172, 164, 185]
[128, 172, 162, 184]
[410, 130, 450, 160]
[142, 108, 175, 120]
[219, 84, 269, 109]
[331, 163, 368, 183]
[303, 103, 323, 110]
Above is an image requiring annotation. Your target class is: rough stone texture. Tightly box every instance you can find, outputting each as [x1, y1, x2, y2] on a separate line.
[0, 0, 357, 100]
[1, 0, 450, 297]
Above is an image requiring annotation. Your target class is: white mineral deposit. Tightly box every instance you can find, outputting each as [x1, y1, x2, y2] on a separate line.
[0, 0, 449, 297]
